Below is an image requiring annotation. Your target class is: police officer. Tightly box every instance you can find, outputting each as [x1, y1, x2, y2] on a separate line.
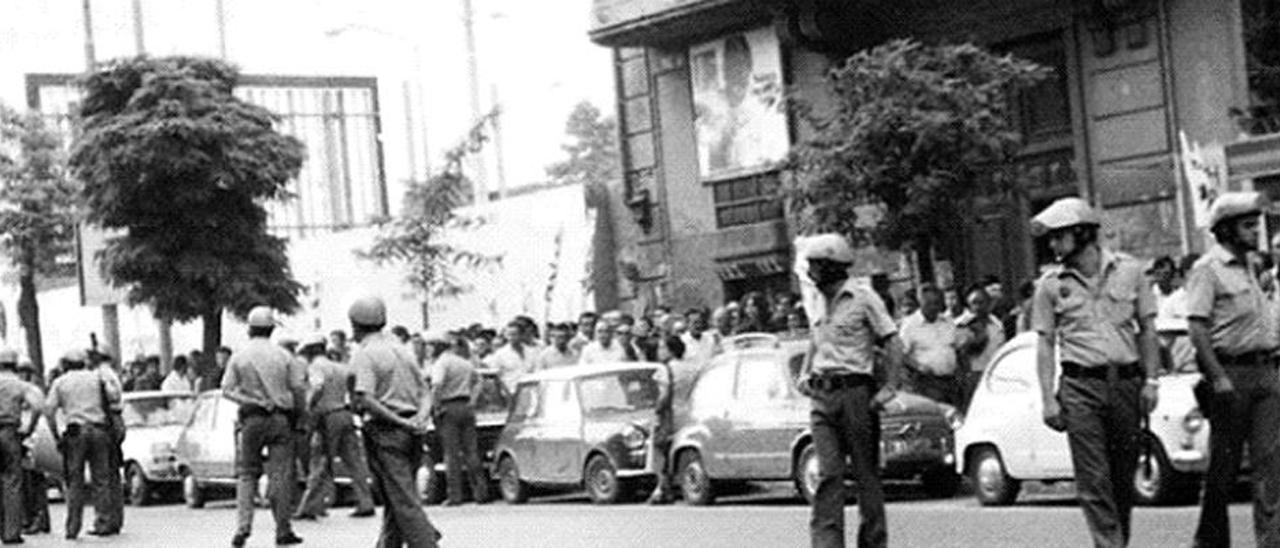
[45, 349, 120, 540]
[221, 306, 306, 547]
[349, 296, 442, 547]
[14, 359, 48, 536]
[91, 351, 126, 535]
[428, 330, 489, 506]
[795, 233, 903, 548]
[0, 348, 42, 545]
[1030, 197, 1159, 548]
[294, 333, 376, 519]
[1186, 191, 1280, 547]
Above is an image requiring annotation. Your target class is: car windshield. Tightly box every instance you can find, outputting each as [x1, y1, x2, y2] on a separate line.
[122, 395, 196, 428]
[577, 369, 659, 415]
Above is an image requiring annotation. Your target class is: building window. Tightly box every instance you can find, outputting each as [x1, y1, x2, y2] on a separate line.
[1004, 35, 1072, 145]
[711, 171, 783, 228]
[25, 73, 387, 240]
[689, 27, 788, 180]
[613, 47, 661, 234]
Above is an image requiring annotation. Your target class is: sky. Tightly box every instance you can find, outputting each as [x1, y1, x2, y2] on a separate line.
[0, 0, 617, 192]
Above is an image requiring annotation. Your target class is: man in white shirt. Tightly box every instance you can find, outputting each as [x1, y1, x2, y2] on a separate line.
[161, 356, 193, 392]
[899, 285, 961, 406]
[955, 285, 1006, 407]
[679, 307, 720, 369]
[483, 321, 534, 393]
[579, 321, 625, 365]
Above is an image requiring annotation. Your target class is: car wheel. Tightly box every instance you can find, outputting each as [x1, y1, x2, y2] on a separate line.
[1133, 435, 1197, 506]
[182, 470, 205, 509]
[794, 444, 820, 505]
[584, 454, 624, 505]
[497, 456, 528, 504]
[677, 450, 715, 506]
[971, 447, 1020, 506]
[125, 463, 152, 506]
[920, 467, 961, 498]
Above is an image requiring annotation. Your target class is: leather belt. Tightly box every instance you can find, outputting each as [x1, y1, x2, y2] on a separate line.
[1061, 361, 1142, 380]
[808, 372, 874, 391]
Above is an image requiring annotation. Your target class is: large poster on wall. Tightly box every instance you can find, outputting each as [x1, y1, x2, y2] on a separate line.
[689, 27, 788, 179]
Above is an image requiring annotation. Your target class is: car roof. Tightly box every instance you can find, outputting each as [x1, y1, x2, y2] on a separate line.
[517, 361, 662, 383]
[122, 390, 197, 401]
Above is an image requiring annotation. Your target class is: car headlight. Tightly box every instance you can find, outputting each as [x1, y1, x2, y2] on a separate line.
[622, 424, 648, 450]
[1182, 408, 1206, 433]
[149, 442, 177, 464]
[942, 407, 963, 431]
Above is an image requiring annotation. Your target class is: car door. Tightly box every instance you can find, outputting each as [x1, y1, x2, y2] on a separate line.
[506, 383, 544, 482]
[686, 356, 737, 477]
[726, 351, 797, 479]
[984, 344, 1070, 478]
[538, 380, 583, 483]
[208, 397, 239, 481]
[177, 393, 219, 478]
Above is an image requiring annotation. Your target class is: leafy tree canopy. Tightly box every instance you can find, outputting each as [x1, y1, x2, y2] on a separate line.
[0, 107, 78, 277]
[69, 56, 306, 322]
[363, 111, 501, 304]
[784, 39, 1049, 250]
[545, 101, 620, 193]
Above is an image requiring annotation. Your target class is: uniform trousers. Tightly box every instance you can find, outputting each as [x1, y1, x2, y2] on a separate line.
[95, 412, 125, 533]
[1193, 363, 1280, 548]
[436, 400, 489, 504]
[21, 464, 49, 533]
[296, 409, 376, 516]
[0, 426, 24, 542]
[364, 419, 441, 548]
[60, 423, 112, 539]
[809, 376, 885, 548]
[235, 411, 297, 540]
[1058, 371, 1142, 548]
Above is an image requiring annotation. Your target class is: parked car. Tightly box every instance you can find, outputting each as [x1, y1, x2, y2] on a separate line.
[493, 362, 665, 504]
[174, 390, 375, 508]
[420, 369, 509, 504]
[955, 332, 1209, 506]
[670, 334, 963, 505]
[31, 389, 196, 505]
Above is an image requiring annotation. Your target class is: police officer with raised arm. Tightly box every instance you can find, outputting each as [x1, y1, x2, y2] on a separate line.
[1186, 191, 1280, 547]
[0, 348, 42, 545]
[795, 233, 903, 548]
[1030, 197, 1159, 548]
[221, 306, 306, 547]
[349, 296, 442, 547]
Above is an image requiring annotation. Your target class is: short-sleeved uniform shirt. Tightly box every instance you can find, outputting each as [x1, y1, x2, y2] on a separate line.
[352, 331, 427, 416]
[1031, 249, 1155, 367]
[1184, 244, 1278, 356]
[811, 279, 898, 375]
[0, 371, 42, 426]
[307, 357, 351, 414]
[221, 338, 305, 410]
[47, 368, 120, 426]
[431, 352, 478, 403]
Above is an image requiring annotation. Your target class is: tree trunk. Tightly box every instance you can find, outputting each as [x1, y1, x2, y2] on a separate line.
[17, 257, 43, 378]
[201, 306, 222, 389]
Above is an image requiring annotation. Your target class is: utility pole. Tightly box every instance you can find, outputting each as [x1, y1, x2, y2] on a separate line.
[490, 83, 507, 198]
[82, 0, 122, 369]
[131, 0, 146, 54]
[461, 0, 489, 202]
[215, 0, 228, 59]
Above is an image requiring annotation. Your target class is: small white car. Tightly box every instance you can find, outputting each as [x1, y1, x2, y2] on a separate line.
[955, 332, 1208, 506]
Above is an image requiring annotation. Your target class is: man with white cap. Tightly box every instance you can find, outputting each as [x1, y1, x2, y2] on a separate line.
[349, 295, 442, 547]
[1030, 197, 1159, 548]
[45, 349, 120, 540]
[221, 306, 306, 547]
[293, 332, 376, 520]
[0, 348, 42, 544]
[1186, 191, 1280, 547]
[428, 330, 489, 506]
[794, 232, 902, 548]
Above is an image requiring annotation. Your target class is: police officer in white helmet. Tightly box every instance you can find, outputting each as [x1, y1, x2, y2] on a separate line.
[1186, 191, 1280, 547]
[1029, 197, 1159, 547]
[795, 233, 903, 548]
[348, 296, 442, 547]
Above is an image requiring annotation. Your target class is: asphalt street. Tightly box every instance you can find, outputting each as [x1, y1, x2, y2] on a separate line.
[14, 483, 1255, 547]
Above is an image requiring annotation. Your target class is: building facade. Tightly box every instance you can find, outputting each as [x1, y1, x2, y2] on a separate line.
[588, 0, 1263, 311]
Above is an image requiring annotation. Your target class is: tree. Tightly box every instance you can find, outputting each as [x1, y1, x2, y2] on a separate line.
[544, 101, 621, 310]
[783, 39, 1049, 279]
[68, 56, 306, 363]
[362, 111, 502, 326]
[0, 106, 79, 375]
[545, 101, 621, 193]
